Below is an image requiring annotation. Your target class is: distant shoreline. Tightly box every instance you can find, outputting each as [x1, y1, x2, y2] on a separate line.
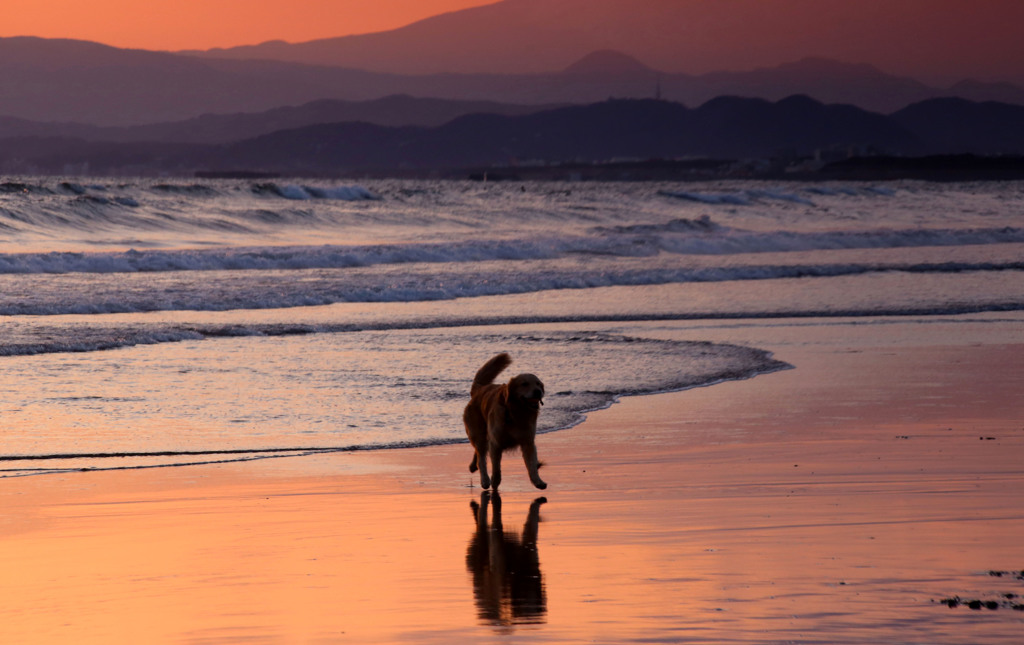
[456, 154, 1024, 183]
[189, 154, 1024, 183]
[5, 153, 1024, 183]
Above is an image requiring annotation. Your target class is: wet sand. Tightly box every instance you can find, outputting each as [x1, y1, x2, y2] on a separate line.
[1, 315, 1022, 643]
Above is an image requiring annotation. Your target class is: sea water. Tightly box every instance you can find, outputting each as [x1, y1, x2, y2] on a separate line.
[0, 177, 1021, 475]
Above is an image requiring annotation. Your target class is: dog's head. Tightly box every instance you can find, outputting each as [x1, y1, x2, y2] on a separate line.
[506, 373, 545, 411]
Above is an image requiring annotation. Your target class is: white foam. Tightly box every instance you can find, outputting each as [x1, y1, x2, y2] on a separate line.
[660, 190, 752, 205]
[747, 189, 816, 206]
[259, 183, 379, 201]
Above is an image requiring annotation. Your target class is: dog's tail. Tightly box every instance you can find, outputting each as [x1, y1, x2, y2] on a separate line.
[471, 352, 512, 396]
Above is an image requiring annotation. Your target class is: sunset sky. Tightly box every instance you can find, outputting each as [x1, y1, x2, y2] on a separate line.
[3, 0, 496, 51]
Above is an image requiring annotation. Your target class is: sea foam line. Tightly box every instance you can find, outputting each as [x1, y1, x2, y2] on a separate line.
[4, 300, 1024, 358]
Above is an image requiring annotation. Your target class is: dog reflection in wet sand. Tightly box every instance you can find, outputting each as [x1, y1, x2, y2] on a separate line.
[464, 353, 547, 491]
[466, 492, 547, 626]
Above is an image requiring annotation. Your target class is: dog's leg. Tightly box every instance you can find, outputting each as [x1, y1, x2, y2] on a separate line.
[476, 447, 491, 489]
[488, 442, 503, 490]
[521, 441, 547, 490]
[469, 453, 479, 473]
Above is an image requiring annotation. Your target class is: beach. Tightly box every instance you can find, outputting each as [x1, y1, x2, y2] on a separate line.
[3, 2, 1024, 639]
[1, 312, 1021, 644]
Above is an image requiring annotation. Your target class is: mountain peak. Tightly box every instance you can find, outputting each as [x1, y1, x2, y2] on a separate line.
[563, 50, 655, 75]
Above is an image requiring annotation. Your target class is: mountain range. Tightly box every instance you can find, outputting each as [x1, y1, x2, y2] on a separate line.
[3, 34, 1024, 127]
[4, 95, 1023, 177]
[2, 0, 1023, 177]
[214, 96, 920, 173]
[0, 95, 563, 144]
[191, 0, 1024, 85]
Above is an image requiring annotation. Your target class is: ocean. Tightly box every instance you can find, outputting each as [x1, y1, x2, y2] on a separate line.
[1, 177, 1022, 476]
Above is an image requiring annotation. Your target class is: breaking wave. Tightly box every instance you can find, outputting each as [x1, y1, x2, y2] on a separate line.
[0, 224, 1021, 275]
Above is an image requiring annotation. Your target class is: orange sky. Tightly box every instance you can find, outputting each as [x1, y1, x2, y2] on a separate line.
[3, 0, 497, 51]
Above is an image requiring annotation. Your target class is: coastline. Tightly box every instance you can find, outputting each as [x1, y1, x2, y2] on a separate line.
[1, 314, 1022, 643]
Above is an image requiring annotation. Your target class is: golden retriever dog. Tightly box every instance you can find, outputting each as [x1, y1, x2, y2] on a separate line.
[464, 353, 547, 490]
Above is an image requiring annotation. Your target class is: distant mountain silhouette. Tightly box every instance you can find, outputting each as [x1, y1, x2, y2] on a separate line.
[690, 58, 940, 114]
[216, 95, 1024, 173]
[687, 94, 919, 157]
[0, 95, 562, 144]
[4, 35, 1024, 126]
[0, 37, 343, 125]
[946, 79, 1024, 107]
[891, 98, 1024, 155]
[189, 0, 1024, 84]
[197, 95, 927, 174]
[139, 95, 1024, 171]
[563, 50, 656, 75]
[5, 95, 1024, 177]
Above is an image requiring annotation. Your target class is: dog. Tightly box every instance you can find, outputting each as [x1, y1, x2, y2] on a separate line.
[463, 353, 547, 490]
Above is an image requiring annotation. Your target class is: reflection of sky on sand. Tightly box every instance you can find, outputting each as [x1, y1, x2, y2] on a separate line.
[0, 474, 557, 643]
[538, 318, 1024, 643]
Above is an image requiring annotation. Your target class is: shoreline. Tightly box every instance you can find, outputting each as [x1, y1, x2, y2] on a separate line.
[1, 315, 1022, 643]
